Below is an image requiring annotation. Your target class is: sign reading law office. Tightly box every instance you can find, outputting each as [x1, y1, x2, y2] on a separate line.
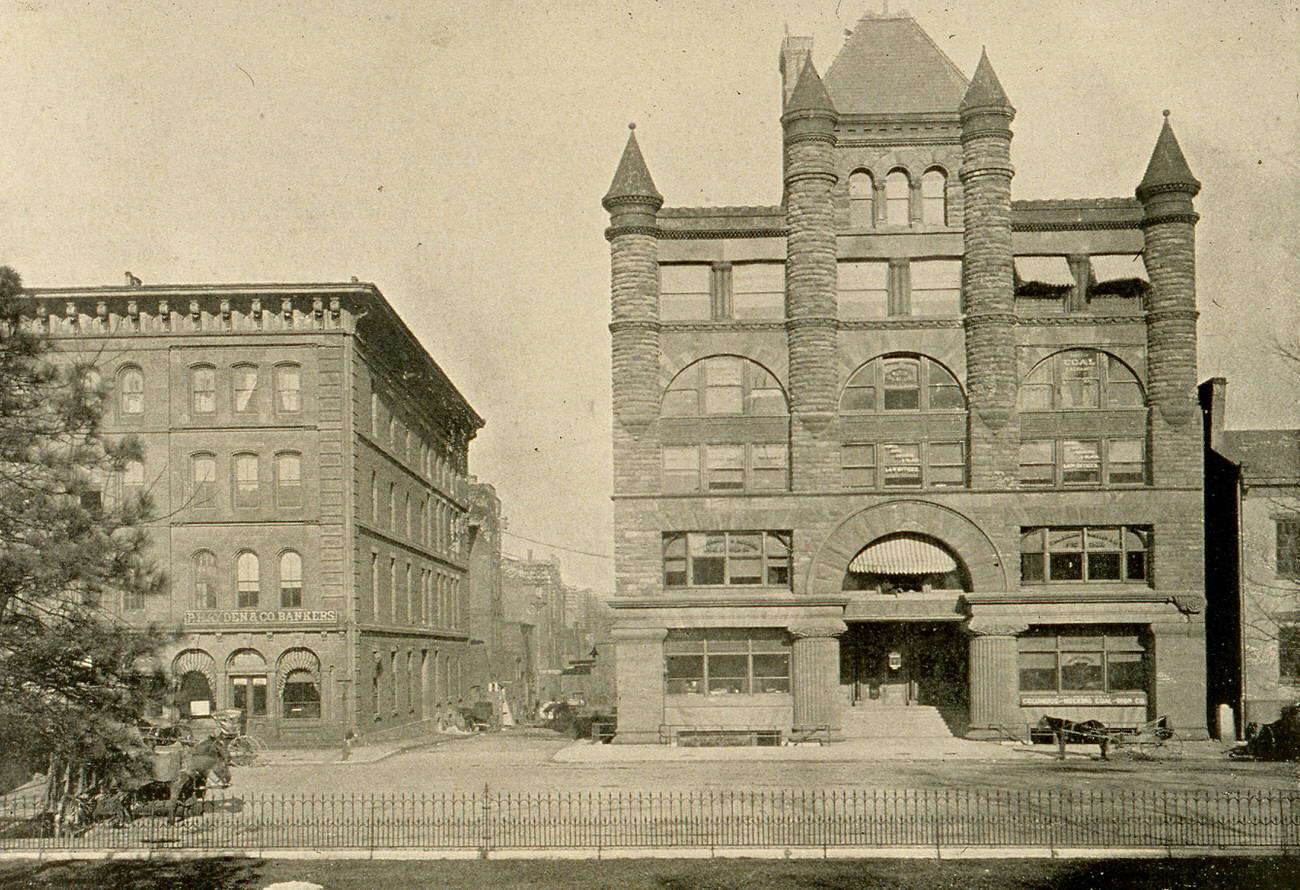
[183, 609, 340, 628]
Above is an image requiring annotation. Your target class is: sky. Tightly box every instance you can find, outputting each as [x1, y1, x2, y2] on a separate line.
[0, 1, 1296, 592]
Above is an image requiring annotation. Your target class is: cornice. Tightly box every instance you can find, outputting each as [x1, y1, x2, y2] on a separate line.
[605, 225, 662, 241]
[1012, 220, 1141, 232]
[1140, 211, 1200, 227]
[657, 227, 788, 240]
[837, 137, 960, 148]
[1015, 315, 1147, 326]
[840, 318, 963, 330]
[610, 595, 849, 610]
[1146, 308, 1200, 322]
[660, 321, 783, 333]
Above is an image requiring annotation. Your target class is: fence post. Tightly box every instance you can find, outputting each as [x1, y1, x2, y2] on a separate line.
[480, 782, 491, 859]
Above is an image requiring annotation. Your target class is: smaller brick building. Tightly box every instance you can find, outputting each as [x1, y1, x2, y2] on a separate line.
[22, 279, 482, 745]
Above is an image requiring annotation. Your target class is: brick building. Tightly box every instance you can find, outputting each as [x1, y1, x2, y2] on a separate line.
[24, 279, 482, 745]
[1202, 379, 1300, 732]
[603, 12, 1208, 743]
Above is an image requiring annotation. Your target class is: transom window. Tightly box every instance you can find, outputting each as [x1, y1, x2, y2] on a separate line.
[665, 629, 791, 695]
[1020, 350, 1144, 411]
[119, 366, 144, 415]
[232, 364, 259, 413]
[1018, 631, 1147, 694]
[663, 531, 792, 588]
[661, 356, 787, 417]
[662, 443, 787, 493]
[842, 442, 965, 489]
[1020, 526, 1149, 584]
[841, 355, 964, 413]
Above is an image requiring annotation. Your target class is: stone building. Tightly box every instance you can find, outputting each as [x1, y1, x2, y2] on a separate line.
[603, 11, 1208, 743]
[24, 279, 482, 745]
[502, 553, 568, 703]
[1202, 379, 1300, 731]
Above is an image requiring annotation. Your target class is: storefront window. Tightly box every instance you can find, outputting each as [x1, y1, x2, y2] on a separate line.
[664, 629, 790, 695]
[663, 531, 792, 589]
[1020, 526, 1149, 584]
[1017, 631, 1147, 695]
[283, 669, 321, 719]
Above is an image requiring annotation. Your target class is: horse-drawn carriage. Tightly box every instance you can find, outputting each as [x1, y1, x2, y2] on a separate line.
[1036, 714, 1181, 760]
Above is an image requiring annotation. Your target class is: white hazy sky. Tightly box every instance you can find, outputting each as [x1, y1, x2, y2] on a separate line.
[0, 1, 1296, 591]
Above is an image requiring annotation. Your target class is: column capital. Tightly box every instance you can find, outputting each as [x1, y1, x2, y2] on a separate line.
[965, 621, 1028, 638]
[788, 618, 848, 640]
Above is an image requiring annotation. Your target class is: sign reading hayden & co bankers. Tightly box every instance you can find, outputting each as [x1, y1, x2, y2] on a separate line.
[183, 609, 340, 627]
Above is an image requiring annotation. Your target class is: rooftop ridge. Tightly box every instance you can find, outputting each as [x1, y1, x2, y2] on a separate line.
[824, 12, 969, 115]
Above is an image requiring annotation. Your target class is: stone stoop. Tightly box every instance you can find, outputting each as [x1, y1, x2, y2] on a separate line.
[840, 705, 957, 739]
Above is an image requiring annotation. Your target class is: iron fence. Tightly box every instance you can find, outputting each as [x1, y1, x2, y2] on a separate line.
[1, 787, 1298, 852]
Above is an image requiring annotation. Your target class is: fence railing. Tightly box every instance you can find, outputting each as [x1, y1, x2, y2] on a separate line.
[2, 787, 1298, 852]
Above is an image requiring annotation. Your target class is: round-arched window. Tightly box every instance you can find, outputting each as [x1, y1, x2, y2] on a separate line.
[840, 355, 965, 413]
[661, 356, 787, 417]
[848, 170, 875, 229]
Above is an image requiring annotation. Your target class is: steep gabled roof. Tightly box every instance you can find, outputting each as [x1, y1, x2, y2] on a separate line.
[823, 12, 969, 115]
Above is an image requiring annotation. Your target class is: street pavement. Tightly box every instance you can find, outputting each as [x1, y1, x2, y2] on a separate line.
[224, 729, 1298, 797]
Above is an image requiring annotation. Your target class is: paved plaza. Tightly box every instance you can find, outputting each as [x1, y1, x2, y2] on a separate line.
[225, 730, 1297, 797]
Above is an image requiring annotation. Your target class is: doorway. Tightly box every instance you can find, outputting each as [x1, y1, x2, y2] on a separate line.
[840, 623, 968, 710]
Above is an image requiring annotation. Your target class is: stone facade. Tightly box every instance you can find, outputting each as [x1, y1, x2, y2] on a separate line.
[604, 11, 1209, 744]
[23, 280, 482, 745]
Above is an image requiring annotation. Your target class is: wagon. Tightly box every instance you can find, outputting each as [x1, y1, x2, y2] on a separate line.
[1038, 714, 1181, 760]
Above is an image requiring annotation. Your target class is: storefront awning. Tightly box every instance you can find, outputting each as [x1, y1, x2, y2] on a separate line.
[848, 536, 957, 575]
[1014, 256, 1074, 286]
[1090, 254, 1148, 282]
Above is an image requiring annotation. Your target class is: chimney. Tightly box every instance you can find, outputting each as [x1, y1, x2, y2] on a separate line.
[1198, 377, 1227, 451]
[780, 35, 814, 106]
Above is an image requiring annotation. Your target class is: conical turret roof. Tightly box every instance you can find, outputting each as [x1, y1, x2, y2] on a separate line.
[1138, 113, 1200, 196]
[786, 58, 837, 114]
[823, 12, 968, 114]
[959, 49, 1013, 113]
[603, 125, 662, 208]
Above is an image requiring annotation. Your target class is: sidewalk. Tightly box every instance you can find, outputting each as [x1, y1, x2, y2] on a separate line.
[250, 729, 471, 766]
[552, 736, 1233, 763]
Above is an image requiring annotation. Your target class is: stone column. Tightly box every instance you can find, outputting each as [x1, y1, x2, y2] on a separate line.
[1150, 619, 1209, 739]
[789, 619, 848, 736]
[611, 626, 667, 744]
[966, 622, 1026, 737]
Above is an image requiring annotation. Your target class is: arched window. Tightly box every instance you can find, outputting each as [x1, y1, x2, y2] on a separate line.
[1018, 349, 1147, 488]
[840, 355, 965, 413]
[848, 170, 875, 229]
[842, 533, 970, 592]
[177, 671, 213, 718]
[228, 649, 267, 717]
[283, 669, 320, 719]
[885, 170, 910, 226]
[191, 365, 216, 414]
[280, 551, 303, 607]
[275, 451, 302, 508]
[236, 551, 259, 608]
[840, 356, 967, 489]
[119, 366, 144, 415]
[193, 550, 217, 608]
[232, 364, 259, 414]
[190, 453, 216, 507]
[921, 169, 948, 225]
[275, 364, 301, 413]
[659, 356, 790, 494]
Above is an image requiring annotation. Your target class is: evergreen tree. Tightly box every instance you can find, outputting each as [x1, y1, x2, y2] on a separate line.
[0, 266, 169, 794]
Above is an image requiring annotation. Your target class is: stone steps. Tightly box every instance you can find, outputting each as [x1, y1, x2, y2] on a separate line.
[840, 704, 958, 739]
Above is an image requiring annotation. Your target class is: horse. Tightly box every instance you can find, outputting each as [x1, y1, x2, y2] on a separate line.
[1037, 715, 1112, 760]
[166, 736, 231, 822]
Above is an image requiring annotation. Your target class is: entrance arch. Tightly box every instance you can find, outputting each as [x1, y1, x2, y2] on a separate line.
[806, 499, 1007, 597]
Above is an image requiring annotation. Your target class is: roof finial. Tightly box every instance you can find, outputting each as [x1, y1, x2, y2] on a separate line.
[628, 122, 636, 130]
[1162, 109, 1170, 119]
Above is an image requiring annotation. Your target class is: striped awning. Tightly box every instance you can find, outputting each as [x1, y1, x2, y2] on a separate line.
[848, 536, 956, 575]
[1090, 254, 1148, 282]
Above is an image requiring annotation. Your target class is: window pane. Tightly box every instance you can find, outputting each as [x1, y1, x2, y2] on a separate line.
[1086, 528, 1121, 551]
[1019, 441, 1055, 486]
[1018, 652, 1058, 691]
[1106, 652, 1145, 691]
[752, 653, 790, 678]
[729, 558, 762, 585]
[747, 387, 787, 416]
[233, 366, 258, 412]
[704, 386, 743, 415]
[664, 558, 687, 587]
[885, 172, 909, 225]
[1049, 552, 1083, 580]
[661, 389, 698, 416]
[1107, 357, 1144, 407]
[1126, 551, 1147, 582]
[882, 359, 920, 410]
[880, 443, 921, 487]
[708, 654, 749, 682]
[1059, 653, 1104, 690]
[692, 557, 725, 585]
[841, 386, 877, 412]
[1108, 438, 1145, 485]
[1021, 552, 1045, 583]
[1087, 552, 1121, 580]
[1059, 352, 1099, 408]
[1061, 440, 1100, 484]
[1279, 627, 1300, 683]
[666, 655, 704, 680]
[704, 358, 743, 385]
[732, 264, 784, 320]
[277, 366, 301, 412]
[192, 367, 215, 413]
[929, 442, 963, 465]
[1020, 383, 1053, 411]
[1279, 521, 1300, 577]
[766, 558, 791, 586]
[661, 292, 713, 322]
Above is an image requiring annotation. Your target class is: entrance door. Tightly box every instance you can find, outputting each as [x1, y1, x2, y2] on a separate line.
[841, 624, 967, 709]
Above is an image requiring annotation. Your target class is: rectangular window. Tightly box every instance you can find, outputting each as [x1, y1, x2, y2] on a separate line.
[1019, 440, 1055, 487]
[705, 445, 745, 491]
[842, 444, 876, 488]
[276, 365, 301, 412]
[1278, 519, 1300, 578]
[881, 443, 922, 488]
[749, 444, 788, 490]
[1107, 438, 1145, 485]
[1280, 626, 1300, 685]
[1017, 632, 1148, 695]
[909, 259, 961, 317]
[275, 453, 302, 508]
[664, 531, 793, 589]
[191, 366, 215, 414]
[389, 558, 397, 622]
[662, 446, 700, 493]
[233, 454, 259, 509]
[839, 261, 889, 319]
[664, 630, 790, 696]
[122, 587, 144, 611]
[731, 263, 784, 320]
[232, 365, 258, 413]
[927, 442, 965, 488]
[659, 264, 713, 321]
[1020, 526, 1150, 584]
[1061, 439, 1101, 485]
[190, 454, 217, 507]
[370, 553, 379, 618]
